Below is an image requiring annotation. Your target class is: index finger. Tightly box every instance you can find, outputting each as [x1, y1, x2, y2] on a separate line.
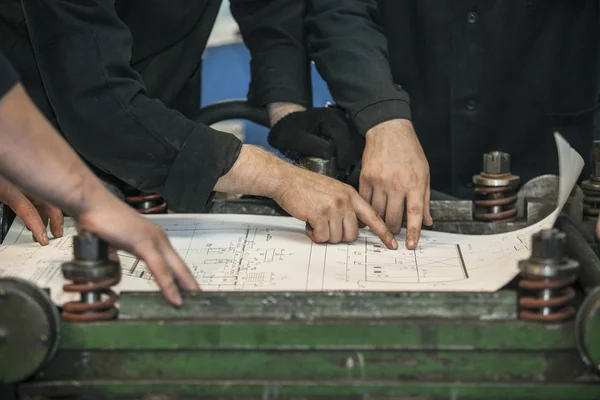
[351, 192, 398, 250]
[405, 188, 425, 249]
[159, 240, 200, 291]
[135, 244, 183, 307]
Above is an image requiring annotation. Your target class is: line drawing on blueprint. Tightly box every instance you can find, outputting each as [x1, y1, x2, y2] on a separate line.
[120, 221, 471, 292]
[120, 224, 299, 291]
[315, 236, 468, 290]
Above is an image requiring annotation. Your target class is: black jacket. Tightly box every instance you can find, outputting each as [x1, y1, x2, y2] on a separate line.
[0, 52, 18, 99]
[234, 0, 600, 198]
[0, 0, 242, 212]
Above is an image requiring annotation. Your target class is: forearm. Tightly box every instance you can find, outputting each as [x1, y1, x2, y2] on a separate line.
[0, 84, 106, 217]
[267, 102, 307, 126]
[214, 144, 292, 199]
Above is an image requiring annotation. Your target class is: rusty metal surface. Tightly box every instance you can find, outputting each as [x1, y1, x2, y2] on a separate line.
[206, 198, 478, 223]
[118, 291, 517, 320]
[18, 379, 600, 400]
[425, 221, 528, 234]
[517, 175, 584, 224]
[56, 319, 578, 351]
[34, 349, 592, 383]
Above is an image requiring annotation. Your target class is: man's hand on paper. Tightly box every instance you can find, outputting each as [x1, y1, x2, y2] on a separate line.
[273, 163, 398, 250]
[214, 145, 398, 250]
[361, 119, 433, 249]
[75, 189, 199, 306]
[0, 175, 63, 245]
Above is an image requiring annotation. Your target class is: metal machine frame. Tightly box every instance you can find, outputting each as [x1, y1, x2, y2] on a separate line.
[1, 102, 600, 399]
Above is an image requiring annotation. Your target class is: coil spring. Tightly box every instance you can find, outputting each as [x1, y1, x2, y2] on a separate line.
[473, 185, 518, 222]
[61, 275, 120, 322]
[124, 186, 167, 214]
[518, 274, 577, 323]
[581, 181, 600, 220]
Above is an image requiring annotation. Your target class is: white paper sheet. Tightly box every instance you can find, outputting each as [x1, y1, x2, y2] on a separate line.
[0, 133, 584, 304]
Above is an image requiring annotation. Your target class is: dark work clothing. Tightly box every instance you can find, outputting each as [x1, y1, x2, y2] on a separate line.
[240, 0, 600, 198]
[0, 0, 242, 212]
[231, 0, 410, 135]
[375, 0, 600, 197]
[231, 0, 314, 109]
[0, 52, 18, 99]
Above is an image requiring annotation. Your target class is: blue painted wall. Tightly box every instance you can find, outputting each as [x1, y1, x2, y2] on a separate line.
[201, 42, 333, 150]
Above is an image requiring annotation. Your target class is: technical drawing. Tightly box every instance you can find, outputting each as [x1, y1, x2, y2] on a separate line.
[0, 131, 582, 303]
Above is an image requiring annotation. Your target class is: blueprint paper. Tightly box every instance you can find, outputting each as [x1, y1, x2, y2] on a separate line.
[0, 133, 584, 304]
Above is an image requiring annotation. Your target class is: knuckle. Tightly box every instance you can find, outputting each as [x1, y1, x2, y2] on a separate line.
[407, 204, 423, 215]
[319, 204, 332, 217]
[313, 232, 328, 243]
[333, 195, 345, 209]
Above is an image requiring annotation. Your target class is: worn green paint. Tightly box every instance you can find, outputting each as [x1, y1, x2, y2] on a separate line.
[38, 350, 585, 382]
[119, 291, 518, 320]
[19, 380, 600, 399]
[59, 320, 575, 350]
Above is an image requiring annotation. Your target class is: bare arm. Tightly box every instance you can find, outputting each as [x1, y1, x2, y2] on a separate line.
[0, 84, 98, 217]
[214, 144, 398, 250]
[0, 83, 199, 306]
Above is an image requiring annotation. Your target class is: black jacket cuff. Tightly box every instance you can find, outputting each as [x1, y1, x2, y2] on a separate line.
[354, 99, 412, 135]
[247, 46, 313, 109]
[162, 129, 242, 212]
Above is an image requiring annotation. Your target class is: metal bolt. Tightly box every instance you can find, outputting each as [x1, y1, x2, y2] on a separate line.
[40, 334, 48, 344]
[483, 151, 510, 175]
[530, 229, 566, 263]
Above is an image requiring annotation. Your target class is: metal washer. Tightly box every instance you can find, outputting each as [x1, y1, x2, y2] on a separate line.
[0, 277, 61, 383]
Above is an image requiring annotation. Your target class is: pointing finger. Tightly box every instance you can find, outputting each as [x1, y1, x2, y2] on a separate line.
[351, 192, 397, 250]
[405, 189, 425, 249]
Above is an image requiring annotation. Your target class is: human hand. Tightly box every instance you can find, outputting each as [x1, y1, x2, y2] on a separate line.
[273, 163, 398, 249]
[0, 175, 63, 245]
[361, 119, 432, 249]
[75, 191, 199, 306]
[267, 104, 364, 171]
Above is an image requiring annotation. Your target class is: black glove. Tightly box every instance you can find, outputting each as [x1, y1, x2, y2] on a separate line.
[268, 107, 365, 171]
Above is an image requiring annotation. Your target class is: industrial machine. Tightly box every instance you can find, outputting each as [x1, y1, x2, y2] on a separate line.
[1, 101, 600, 399]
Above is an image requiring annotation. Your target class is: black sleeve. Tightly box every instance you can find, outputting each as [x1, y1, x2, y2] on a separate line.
[230, 0, 313, 109]
[20, 0, 242, 212]
[306, 0, 411, 135]
[0, 51, 19, 99]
